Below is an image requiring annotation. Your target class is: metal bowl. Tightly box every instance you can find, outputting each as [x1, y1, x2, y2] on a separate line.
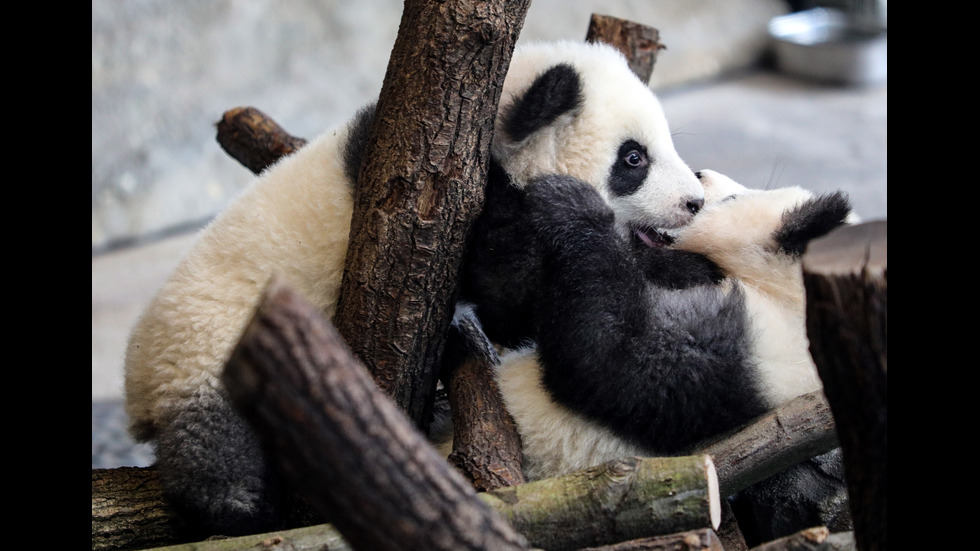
[769, 8, 887, 85]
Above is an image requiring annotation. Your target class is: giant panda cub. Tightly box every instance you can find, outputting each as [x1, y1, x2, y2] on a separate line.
[469, 169, 854, 481]
[123, 39, 704, 537]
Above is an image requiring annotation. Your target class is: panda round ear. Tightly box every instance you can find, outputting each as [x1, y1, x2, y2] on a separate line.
[775, 191, 853, 257]
[501, 63, 583, 143]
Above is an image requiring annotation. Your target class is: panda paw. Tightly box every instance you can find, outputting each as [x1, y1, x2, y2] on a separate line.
[524, 174, 615, 236]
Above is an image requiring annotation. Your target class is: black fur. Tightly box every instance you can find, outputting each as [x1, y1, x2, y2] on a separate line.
[774, 191, 852, 257]
[342, 102, 377, 185]
[609, 139, 652, 196]
[520, 176, 768, 453]
[154, 385, 286, 538]
[501, 64, 583, 143]
[458, 158, 544, 348]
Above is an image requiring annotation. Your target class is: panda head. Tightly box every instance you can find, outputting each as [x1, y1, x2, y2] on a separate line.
[673, 169, 854, 303]
[493, 40, 705, 240]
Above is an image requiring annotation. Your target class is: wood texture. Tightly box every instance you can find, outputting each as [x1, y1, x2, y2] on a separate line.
[215, 106, 308, 174]
[696, 390, 839, 497]
[577, 528, 725, 551]
[443, 307, 526, 490]
[802, 221, 886, 551]
[332, 0, 533, 431]
[92, 466, 183, 551]
[585, 13, 665, 83]
[221, 276, 530, 551]
[481, 455, 721, 551]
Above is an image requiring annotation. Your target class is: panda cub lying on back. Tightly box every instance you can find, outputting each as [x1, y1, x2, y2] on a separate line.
[466, 170, 854, 480]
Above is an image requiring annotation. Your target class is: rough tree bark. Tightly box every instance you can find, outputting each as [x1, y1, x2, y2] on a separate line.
[584, 13, 665, 84]
[695, 390, 839, 497]
[802, 221, 886, 551]
[481, 455, 721, 551]
[91, 466, 180, 551]
[91, 383, 838, 551]
[214, 107, 307, 175]
[222, 275, 530, 551]
[331, 0, 532, 432]
[748, 526, 856, 551]
[442, 308, 526, 490]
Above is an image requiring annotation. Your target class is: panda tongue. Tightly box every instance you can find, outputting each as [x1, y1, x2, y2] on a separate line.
[635, 227, 668, 248]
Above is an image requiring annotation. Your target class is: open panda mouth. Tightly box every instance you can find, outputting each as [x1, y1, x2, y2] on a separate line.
[631, 224, 674, 248]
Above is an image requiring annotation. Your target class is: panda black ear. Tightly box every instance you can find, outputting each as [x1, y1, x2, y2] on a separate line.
[775, 191, 853, 257]
[501, 63, 583, 143]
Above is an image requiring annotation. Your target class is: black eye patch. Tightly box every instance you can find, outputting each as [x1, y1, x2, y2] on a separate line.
[609, 139, 650, 196]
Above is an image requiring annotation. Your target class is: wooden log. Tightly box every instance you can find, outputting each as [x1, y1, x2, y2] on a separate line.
[92, 466, 183, 551]
[695, 390, 838, 497]
[443, 306, 526, 490]
[748, 527, 856, 551]
[144, 524, 353, 551]
[576, 528, 725, 551]
[215, 106, 307, 175]
[715, 499, 750, 551]
[92, 392, 835, 551]
[585, 13, 665, 84]
[221, 276, 530, 551]
[802, 221, 886, 551]
[481, 455, 721, 551]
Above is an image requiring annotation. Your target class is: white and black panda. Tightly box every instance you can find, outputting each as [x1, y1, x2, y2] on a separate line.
[461, 169, 855, 481]
[123, 39, 705, 537]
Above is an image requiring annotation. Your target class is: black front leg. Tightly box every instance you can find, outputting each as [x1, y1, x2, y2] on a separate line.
[523, 175, 766, 454]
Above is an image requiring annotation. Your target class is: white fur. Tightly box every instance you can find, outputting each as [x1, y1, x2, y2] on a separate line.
[672, 170, 824, 407]
[493, 40, 704, 235]
[494, 347, 650, 480]
[124, 120, 356, 440]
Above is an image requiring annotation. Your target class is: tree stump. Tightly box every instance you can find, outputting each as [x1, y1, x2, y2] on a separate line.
[802, 221, 886, 551]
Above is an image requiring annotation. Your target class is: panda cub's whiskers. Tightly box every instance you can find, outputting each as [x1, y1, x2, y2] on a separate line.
[631, 224, 673, 248]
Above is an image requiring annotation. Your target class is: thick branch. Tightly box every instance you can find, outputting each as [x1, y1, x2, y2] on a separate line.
[215, 106, 307, 174]
[585, 13, 665, 84]
[93, 387, 832, 551]
[482, 455, 721, 551]
[802, 221, 886, 551]
[695, 390, 839, 497]
[443, 307, 526, 490]
[333, 0, 532, 430]
[222, 276, 530, 551]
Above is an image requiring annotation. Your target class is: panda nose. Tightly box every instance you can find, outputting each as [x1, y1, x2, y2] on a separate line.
[686, 198, 704, 214]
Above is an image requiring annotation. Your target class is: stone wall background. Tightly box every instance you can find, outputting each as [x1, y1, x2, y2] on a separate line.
[92, 0, 789, 253]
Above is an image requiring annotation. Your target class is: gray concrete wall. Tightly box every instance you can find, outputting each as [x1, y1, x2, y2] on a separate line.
[92, 0, 789, 253]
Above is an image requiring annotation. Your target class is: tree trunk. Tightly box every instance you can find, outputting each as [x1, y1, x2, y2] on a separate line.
[802, 221, 886, 551]
[222, 276, 530, 551]
[332, 0, 532, 432]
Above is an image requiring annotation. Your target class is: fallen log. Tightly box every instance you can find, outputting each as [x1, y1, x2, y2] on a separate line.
[222, 275, 530, 551]
[748, 526, 856, 551]
[575, 528, 724, 551]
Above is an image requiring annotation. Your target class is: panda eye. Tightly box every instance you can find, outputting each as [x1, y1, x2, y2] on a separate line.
[623, 149, 647, 168]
